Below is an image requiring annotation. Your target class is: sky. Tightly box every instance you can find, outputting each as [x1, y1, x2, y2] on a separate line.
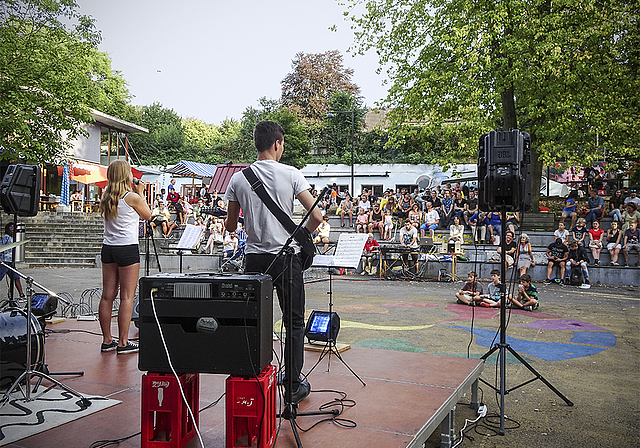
[76, 0, 389, 126]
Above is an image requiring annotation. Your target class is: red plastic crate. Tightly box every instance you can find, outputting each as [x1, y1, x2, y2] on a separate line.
[141, 372, 199, 448]
[226, 364, 276, 448]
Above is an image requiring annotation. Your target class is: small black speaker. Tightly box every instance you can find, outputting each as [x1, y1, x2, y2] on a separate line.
[0, 164, 41, 217]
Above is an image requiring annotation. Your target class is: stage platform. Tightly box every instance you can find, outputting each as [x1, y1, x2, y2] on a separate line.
[2, 319, 483, 448]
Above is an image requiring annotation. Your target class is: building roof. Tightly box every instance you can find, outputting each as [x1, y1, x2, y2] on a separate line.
[90, 109, 148, 134]
[207, 163, 250, 194]
[163, 160, 218, 178]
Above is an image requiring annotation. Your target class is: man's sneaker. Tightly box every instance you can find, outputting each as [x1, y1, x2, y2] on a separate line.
[101, 341, 118, 352]
[522, 305, 532, 311]
[623, 262, 629, 267]
[611, 261, 619, 266]
[116, 341, 139, 355]
[543, 278, 552, 284]
[285, 381, 311, 405]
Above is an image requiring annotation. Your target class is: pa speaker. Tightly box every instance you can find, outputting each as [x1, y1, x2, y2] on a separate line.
[478, 130, 531, 211]
[0, 164, 41, 217]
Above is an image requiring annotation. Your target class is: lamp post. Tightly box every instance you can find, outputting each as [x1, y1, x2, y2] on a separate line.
[327, 110, 355, 196]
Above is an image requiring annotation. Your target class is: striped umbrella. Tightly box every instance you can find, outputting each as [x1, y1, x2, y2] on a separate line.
[60, 162, 70, 206]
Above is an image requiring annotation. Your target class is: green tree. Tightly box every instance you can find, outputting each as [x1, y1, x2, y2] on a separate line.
[128, 102, 184, 165]
[281, 50, 361, 123]
[83, 49, 135, 121]
[318, 92, 367, 163]
[236, 99, 312, 169]
[343, 0, 640, 208]
[0, 0, 102, 163]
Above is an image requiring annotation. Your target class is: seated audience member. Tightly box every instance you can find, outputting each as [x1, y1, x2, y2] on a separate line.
[204, 216, 224, 254]
[355, 208, 369, 233]
[399, 220, 419, 273]
[360, 233, 380, 276]
[511, 274, 539, 311]
[449, 215, 464, 243]
[621, 202, 640, 232]
[397, 192, 413, 226]
[571, 218, 588, 246]
[149, 201, 177, 238]
[621, 220, 639, 267]
[587, 220, 605, 265]
[624, 190, 640, 206]
[606, 221, 623, 266]
[469, 211, 490, 243]
[561, 190, 579, 229]
[463, 189, 478, 227]
[496, 231, 517, 268]
[420, 202, 440, 238]
[505, 211, 520, 235]
[453, 191, 467, 220]
[408, 203, 423, 229]
[455, 270, 484, 306]
[565, 240, 590, 285]
[481, 269, 504, 307]
[487, 211, 502, 243]
[545, 238, 569, 283]
[515, 233, 536, 276]
[609, 189, 625, 222]
[429, 191, 443, 220]
[222, 231, 238, 260]
[369, 203, 385, 236]
[585, 189, 605, 228]
[440, 190, 455, 228]
[554, 222, 570, 244]
[314, 215, 331, 254]
[357, 194, 371, 214]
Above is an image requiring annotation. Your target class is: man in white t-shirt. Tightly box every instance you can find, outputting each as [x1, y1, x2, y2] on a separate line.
[399, 220, 419, 273]
[225, 121, 322, 406]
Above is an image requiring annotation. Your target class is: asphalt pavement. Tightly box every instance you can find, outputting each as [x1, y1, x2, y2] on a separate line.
[4, 266, 638, 448]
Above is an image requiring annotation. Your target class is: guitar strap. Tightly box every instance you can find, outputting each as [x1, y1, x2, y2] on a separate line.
[241, 166, 308, 250]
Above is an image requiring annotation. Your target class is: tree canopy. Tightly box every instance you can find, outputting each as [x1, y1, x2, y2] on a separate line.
[0, 0, 104, 163]
[343, 0, 640, 202]
[281, 50, 361, 123]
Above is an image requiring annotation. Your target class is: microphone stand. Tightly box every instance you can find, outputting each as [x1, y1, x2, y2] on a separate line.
[263, 187, 337, 448]
[145, 220, 162, 276]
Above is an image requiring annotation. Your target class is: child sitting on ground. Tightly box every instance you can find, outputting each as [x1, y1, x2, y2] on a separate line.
[455, 270, 484, 305]
[480, 269, 503, 307]
[510, 273, 539, 311]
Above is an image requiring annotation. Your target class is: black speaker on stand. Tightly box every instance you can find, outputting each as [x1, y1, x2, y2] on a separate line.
[0, 164, 41, 217]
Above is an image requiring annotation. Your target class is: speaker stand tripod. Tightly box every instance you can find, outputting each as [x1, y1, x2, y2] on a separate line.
[305, 267, 366, 386]
[0, 262, 90, 407]
[479, 203, 572, 434]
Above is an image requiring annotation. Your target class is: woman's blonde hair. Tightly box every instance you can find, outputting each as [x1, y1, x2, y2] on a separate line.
[100, 160, 132, 221]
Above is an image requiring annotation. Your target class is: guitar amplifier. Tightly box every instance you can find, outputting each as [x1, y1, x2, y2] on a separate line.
[138, 272, 273, 376]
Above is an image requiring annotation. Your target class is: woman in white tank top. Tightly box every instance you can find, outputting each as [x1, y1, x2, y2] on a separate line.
[98, 160, 151, 355]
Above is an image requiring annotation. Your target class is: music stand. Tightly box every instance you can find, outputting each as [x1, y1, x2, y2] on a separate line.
[305, 233, 368, 386]
[175, 224, 205, 273]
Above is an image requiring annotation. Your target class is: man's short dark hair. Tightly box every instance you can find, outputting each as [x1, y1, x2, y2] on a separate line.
[254, 120, 285, 152]
[490, 269, 501, 276]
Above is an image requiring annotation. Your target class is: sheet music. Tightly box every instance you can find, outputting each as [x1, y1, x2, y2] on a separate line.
[312, 233, 369, 268]
[176, 224, 205, 250]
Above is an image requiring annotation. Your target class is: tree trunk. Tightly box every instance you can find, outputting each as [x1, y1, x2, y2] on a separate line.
[501, 87, 517, 131]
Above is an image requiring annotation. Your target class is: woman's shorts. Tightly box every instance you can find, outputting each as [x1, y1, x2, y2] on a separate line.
[562, 208, 576, 215]
[607, 242, 621, 251]
[101, 244, 140, 267]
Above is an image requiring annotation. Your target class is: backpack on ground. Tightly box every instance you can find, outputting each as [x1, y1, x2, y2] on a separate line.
[569, 265, 584, 285]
